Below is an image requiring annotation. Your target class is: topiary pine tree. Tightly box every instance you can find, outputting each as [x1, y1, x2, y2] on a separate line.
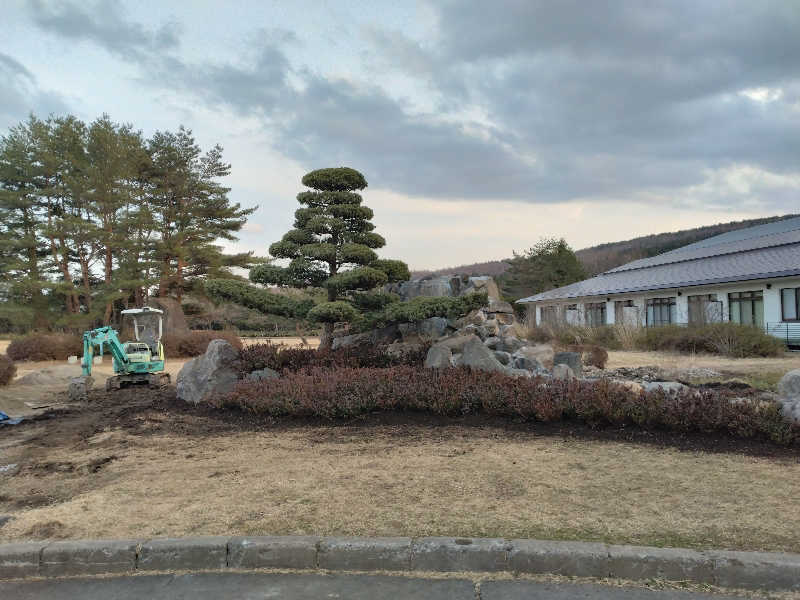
[250, 167, 409, 348]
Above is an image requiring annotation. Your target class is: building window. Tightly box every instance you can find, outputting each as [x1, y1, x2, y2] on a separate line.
[646, 297, 676, 327]
[614, 300, 634, 323]
[565, 304, 581, 325]
[781, 288, 799, 322]
[688, 294, 721, 325]
[729, 291, 764, 327]
[585, 302, 606, 327]
[540, 305, 558, 325]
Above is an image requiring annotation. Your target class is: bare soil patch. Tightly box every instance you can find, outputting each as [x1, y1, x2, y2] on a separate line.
[0, 385, 797, 552]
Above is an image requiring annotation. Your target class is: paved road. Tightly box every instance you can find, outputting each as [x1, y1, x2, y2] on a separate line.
[0, 572, 742, 599]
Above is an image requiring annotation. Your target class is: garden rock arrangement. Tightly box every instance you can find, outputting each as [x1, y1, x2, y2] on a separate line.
[778, 369, 800, 423]
[176, 339, 241, 404]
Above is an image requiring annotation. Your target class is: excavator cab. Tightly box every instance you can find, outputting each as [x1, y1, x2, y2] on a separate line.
[121, 307, 165, 362]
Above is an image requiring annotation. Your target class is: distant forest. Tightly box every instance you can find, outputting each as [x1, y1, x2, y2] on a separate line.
[411, 214, 799, 279]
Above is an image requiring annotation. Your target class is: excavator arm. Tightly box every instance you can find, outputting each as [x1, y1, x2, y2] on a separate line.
[81, 326, 130, 376]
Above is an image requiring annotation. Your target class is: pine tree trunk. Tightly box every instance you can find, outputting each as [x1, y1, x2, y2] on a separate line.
[320, 322, 334, 350]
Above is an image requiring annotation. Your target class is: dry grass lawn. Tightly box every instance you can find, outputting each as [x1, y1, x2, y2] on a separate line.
[1, 403, 798, 552]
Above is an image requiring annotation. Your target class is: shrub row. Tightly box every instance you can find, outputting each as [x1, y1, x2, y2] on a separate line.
[0, 355, 16, 386]
[162, 330, 243, 358]
[216, 366, 798, 445]
[237, 342, 429, 376]
[6, 333, 83, 361]
[635, 323, 785, 357]
[527, 322, 785, 358]
[204, 278, 314, 318]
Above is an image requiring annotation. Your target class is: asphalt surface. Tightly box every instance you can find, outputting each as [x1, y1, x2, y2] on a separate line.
[0, 572, 742, 599]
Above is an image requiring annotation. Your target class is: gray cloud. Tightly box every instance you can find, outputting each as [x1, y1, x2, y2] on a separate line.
[29, 0, 179, 61]
[0, 53, 70, 131]
[24, 0, 800, 209]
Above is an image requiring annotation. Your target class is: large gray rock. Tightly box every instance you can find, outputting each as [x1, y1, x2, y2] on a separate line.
[515, 344, 554, 368]
[553, 351, 582, 377]
[246, 367, 279, 381]
[552, 363, 576, 380]
[436, 334, 479, 353]
[332, 332, 371, 350]
[642, 381, 689, 394]
[484, 336, 502, 350]
[68, 376, 93, 401]
[419, 316, 449, 340]
[512, 353, 543, 372]
[177, 339, 240, 404]
[778, 369, 800, 399]
[425, 345, 453, 369]
[493, 351, 512, 365]
[498, 336, 525, 353]
[385, 342, 424, 359]
[460, 336, 506, 373]
[385, 276, 458, 300]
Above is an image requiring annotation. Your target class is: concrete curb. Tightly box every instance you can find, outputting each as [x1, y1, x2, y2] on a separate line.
[0, 536, 798, 591]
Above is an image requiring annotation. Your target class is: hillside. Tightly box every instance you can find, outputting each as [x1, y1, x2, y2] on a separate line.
[411, 214, 799, 279]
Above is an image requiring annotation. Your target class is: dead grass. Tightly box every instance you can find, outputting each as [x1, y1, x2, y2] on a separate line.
[606, 350, 800, 376]
[1, 416, 798, 552]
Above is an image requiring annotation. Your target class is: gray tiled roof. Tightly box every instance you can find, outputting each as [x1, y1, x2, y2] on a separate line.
[518, 218, 800, 303]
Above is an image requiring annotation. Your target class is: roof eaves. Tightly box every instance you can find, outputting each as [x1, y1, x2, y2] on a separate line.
[516, 268, 800, 303]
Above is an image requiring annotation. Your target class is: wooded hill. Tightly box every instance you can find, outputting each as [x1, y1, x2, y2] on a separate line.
[412, 214, 799, 279]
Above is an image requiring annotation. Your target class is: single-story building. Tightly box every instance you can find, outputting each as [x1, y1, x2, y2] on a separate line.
[517, 217, 800, 345]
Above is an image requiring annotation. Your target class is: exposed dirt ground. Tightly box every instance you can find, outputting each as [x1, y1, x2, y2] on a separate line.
[0, 382, 798, 551]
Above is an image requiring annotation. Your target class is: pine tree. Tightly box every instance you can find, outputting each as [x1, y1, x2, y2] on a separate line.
[250, 167, 409, 348]
[500, 238, 586, 300]
[145, 127, 257, 304]
[0, 118, 50, 329]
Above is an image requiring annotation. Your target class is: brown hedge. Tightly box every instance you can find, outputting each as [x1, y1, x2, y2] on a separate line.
[216, 366, 798, 446]
[6, 333, 83, 361]
[0, 355, 16, 386]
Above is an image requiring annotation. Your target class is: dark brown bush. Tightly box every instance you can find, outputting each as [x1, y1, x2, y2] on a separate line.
[215, 366, 799, 446]
[236, 342, 429, 376]
[0, 355, 16, 386]
[162, 330, 243, 358]
[6, 333, 82, 361]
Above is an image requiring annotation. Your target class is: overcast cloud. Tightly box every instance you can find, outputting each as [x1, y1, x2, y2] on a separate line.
[4, 0, 800, 267]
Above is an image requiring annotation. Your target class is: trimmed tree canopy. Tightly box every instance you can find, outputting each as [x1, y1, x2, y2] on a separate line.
[250, 167, 409, 347]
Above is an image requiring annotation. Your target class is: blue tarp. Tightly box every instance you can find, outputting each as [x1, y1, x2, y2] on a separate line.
[0, 410, 24, 426]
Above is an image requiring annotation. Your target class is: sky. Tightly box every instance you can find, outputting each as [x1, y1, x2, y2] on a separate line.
[4, 0, 800, 270]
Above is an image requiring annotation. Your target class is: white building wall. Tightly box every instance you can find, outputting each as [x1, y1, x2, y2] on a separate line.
[523, 276, 800, 333]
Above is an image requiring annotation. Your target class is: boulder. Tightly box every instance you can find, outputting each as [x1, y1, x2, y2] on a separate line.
[515, 344, 554, 368]
[246, 367, 279, 381]
[484, 336, 502, 350]
[461, 276, 501, 301]
[611, 379, 644, 394]
[506, 368, 532, 378]
[176, 339, 240, 404]
[487, 299, 514, 314]
[385, 276, 457, 300]
[777, 369, 800, 399]
[461, 324, 484, 340]
[419, 316, 449, 340]
[68, 375, 93, 401]
[436, 334, 480, 353]
[512, 353, 543, 372]
[642, 381, 689, 394]
[493, 351, 512, 365]
[459, 309, 487, 327]
[385, 342, 424, 359]
[553, 351, 582, 377]
[332, 331, 371, 350]
[779, 399, 800, 423]
[460, 336, 506, 373]
[480, 319, 500, 338]
[424, 345, 453, 369]
[552, 364, 576, 380]
[497, 336, 525, 353]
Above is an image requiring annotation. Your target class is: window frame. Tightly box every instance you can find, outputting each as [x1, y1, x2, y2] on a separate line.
[646, 297, 676, 327]
[728, 290, 764, 327]
[585, 302, 607, 327]
[781, 287, 800, 322]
